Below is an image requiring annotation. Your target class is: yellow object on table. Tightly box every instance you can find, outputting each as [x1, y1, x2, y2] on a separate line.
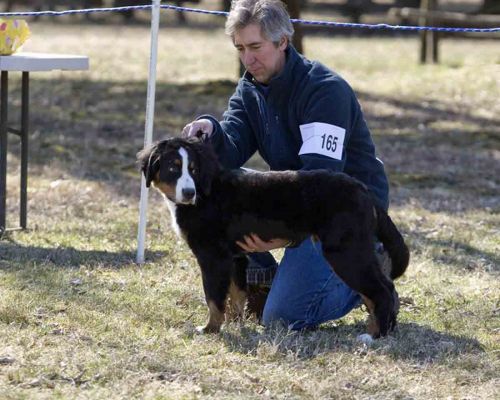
[0, 19, 30, 55]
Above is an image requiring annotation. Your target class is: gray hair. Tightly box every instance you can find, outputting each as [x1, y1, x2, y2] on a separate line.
[225, 0, 294, 45]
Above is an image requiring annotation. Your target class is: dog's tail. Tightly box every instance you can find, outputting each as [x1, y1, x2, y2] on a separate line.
[375, 205, 410, 280]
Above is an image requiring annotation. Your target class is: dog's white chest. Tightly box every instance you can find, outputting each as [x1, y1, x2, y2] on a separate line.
[165, 197, 184, 239]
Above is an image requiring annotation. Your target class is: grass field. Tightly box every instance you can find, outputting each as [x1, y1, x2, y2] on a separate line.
[0, 12, 499, 400]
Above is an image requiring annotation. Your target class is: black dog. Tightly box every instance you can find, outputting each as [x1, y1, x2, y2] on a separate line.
[137, 137, 409, 338]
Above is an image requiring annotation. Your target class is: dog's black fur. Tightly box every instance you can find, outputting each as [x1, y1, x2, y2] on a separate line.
[138, 137, 410, 337]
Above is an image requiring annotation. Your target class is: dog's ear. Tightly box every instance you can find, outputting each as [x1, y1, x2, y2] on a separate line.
[136, 144, 160, 188]
[190, 140, 220, 197]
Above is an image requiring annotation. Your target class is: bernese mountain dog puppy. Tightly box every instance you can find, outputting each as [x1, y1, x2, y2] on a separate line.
[137, 137, 409, 338]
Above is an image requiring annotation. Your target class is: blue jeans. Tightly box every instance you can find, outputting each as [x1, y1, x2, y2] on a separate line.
[254, 237, 361, 330]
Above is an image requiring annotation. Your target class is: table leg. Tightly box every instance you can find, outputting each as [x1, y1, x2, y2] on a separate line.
[20, 72, 29, 229]
[0, 71, 8, 236]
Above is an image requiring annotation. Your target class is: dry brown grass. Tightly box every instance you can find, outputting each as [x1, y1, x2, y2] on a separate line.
[0, 9, 498, 400]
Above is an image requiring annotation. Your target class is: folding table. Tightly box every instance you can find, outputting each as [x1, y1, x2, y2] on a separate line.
[0, 52, 89, 237]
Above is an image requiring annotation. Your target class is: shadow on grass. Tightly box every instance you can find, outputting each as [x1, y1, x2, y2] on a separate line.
[220, 320, 485, 364]
[409, 231, 499, 275]
[359, 90, 500, 133]
[0, 241, 166, 269]
[3, 78, 498, 212]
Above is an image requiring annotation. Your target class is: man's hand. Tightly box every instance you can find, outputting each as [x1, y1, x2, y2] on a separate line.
[182, 119, 214, 138]
[237, 233, 290, 253]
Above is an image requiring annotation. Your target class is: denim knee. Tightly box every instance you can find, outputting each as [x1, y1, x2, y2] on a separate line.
[261, 303, 294, 328]
[260, 238, 362, 331]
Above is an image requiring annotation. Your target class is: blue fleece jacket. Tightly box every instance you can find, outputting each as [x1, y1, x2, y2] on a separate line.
[200, 46, 389, 210]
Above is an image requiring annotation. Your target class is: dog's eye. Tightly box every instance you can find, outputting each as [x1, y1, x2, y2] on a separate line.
[168, 166, 179, 173]
[190, 168, 197, 175]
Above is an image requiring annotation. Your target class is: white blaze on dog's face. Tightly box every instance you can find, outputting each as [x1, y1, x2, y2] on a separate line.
[176, 147, 196, 204]
[153, 146, 197, 205]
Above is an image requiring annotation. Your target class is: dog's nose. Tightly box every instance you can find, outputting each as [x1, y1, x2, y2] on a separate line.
[182, 187, 195, 201]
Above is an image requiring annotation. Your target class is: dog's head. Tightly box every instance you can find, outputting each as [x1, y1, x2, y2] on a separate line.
[137, 137, 220, 205]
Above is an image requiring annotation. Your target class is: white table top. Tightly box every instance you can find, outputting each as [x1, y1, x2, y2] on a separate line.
[0, 52, 89, 72]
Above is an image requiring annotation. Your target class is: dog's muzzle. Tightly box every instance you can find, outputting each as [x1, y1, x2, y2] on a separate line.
[181, 187, 196, 204]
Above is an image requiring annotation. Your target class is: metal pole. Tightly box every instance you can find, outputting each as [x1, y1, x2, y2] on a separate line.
[136, 0, 161, 264]
[20, 72, 29, 229]
[0, 71, 8, 235]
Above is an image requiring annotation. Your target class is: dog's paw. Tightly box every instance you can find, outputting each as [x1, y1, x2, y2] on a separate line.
[195, 325, 220, 334]
[195, 326, 206, 335]
[357, 333, 374, 345]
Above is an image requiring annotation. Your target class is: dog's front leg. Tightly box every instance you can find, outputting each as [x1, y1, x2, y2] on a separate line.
[198, 269, 231, 334]
[192, 246, 234, 334]
[226, 255, 249, 322]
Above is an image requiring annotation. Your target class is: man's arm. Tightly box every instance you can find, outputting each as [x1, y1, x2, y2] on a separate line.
[297, 73, 389, 210]
[297, 76, 360, 172]
[184, 83, 258, 170]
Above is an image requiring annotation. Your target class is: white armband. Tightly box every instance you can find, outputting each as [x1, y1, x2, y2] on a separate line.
[299, 122, 345, 161]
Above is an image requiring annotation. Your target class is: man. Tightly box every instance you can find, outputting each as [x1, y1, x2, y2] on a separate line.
[182, 0, 390, 330]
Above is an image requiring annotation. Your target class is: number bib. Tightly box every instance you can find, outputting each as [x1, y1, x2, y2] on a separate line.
[299, 122, 345, 161]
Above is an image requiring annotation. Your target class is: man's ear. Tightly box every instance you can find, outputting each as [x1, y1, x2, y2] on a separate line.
[136, 145, 160, 188]
[278, 36, 288, 50]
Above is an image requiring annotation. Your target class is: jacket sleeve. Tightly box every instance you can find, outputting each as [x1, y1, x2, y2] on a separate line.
[298, 75, 361, 172]
[197, 83, 258, 169]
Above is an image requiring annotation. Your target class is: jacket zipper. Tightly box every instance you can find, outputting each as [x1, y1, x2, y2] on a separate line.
[256, 91, 270, 136]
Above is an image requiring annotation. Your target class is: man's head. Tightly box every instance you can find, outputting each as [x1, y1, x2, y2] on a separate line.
[225, 0, 294, 84]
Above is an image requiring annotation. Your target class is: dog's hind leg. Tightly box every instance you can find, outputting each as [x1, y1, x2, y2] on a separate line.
[321, 241, 396, 338]
[359, 293, 397, 339]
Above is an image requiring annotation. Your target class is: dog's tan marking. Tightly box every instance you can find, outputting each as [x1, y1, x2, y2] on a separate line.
[152, 172, 176, 200]
[226, 281, 247, 322]
[198, 300, 225, 334]
[361, 295, 379, 337]
[174, 159, 181, 166]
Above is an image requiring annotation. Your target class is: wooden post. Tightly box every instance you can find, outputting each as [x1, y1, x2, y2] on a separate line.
[285, 0, 303, 54]
[419, 0, 439, 64]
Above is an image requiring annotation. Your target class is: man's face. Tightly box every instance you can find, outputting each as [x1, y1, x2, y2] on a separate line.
[233, 23, 287, 85]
